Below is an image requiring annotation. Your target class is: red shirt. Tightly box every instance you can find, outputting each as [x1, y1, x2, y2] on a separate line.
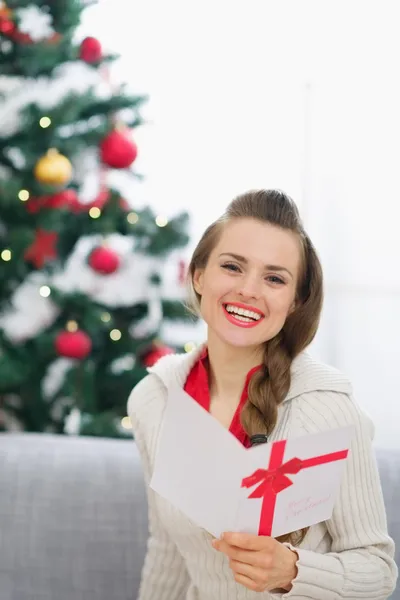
[184, 349, 261, 448]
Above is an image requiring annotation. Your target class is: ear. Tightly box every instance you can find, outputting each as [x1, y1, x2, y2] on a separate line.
[192, 268, 204, 295]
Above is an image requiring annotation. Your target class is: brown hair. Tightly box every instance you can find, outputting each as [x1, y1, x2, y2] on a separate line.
[188, 189, 324, 545]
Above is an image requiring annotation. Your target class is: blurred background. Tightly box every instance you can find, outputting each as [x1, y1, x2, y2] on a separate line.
[0, 0, 399, 448]
[1, 3, 399, 600]
[79, 0, 400, 449]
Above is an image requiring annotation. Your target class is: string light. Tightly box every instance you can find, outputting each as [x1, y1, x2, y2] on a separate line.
[39, 117, 51, 128]
[39, 286, 51, 297]
[155, 215, 168, 227]
[66, 320, 78, 332]
[89, 207, 101, 219]
[18, 189, 29, 201]
[101, 312, 111, 322]
[121, 416, 132, 430]
[1, 249, 11, 261]
[110, 329, 122, 341]
[127, 212, 139, 224]
[184, 341, 196, 353]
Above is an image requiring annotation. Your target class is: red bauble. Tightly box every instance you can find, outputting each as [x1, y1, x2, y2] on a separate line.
[142, 344, 174, 368]
[0, 17, 14, 34]
[55, 330, 92, 360]
[88, 246, 120, 275]
[79, 36, 102, 63]
[100, 128, 138, 169]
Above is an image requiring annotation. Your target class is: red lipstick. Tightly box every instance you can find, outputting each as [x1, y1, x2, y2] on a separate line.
[222, 302, 265, 329]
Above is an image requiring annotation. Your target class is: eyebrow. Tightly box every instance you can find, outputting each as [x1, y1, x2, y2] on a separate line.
[219, 252, 294, 278]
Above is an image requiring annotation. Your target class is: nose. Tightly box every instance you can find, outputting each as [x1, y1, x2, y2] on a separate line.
[237, 273, 262, 301]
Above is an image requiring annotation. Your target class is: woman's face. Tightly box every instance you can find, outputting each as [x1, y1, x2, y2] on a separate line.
[193, 218, 301, 351]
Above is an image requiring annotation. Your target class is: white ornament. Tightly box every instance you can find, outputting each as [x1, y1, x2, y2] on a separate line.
[129, 285, 163, 338]
[42, 358, 76, 399]
[0, 405, 22, 431]
[0, 62, 108, 138]
[15, 5, 54, 42]
[0, 40, 12, 54]
[71, 148, 102, 205]
[0, 75, 25, 97]
[50, 396, 73, 421]
[5, 147, 26, 169]
[110, 354, 136, 374]
[0, 274, 59, 342]
[58, 115, 103, 139]
[64, 407, 81, 435]
[0, 164, 11, 180]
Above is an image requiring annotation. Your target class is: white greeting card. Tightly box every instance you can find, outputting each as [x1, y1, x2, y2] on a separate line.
[150, 387, 354, 538]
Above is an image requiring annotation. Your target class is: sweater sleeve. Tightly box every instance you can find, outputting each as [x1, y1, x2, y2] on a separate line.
[127, 376, 190, 600]
[282, 390, 398, 600]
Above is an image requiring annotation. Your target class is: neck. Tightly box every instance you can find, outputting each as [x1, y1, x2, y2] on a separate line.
[205, 332, 263, 407]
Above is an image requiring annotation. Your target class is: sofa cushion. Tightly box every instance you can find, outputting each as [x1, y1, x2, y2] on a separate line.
[376, 447, 400, 588]
[0, 433, 148, 600]
[0, 434, 398, 599]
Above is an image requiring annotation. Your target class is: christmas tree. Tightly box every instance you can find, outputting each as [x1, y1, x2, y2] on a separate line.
[0, 0, 193, 438]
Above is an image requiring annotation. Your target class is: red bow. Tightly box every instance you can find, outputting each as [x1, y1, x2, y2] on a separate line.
[242, 457, 303, 496]
[241, 440, 348, 536]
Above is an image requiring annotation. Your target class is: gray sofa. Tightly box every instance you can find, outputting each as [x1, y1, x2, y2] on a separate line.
[0, 433, 398, 600]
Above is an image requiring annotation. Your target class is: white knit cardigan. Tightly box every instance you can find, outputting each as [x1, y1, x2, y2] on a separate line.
[127, 346, 397, 599]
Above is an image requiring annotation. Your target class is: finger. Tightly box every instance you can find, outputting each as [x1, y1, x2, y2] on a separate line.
[222, 532, 273, 550]
[212, 539, 266, 568]
[233, 571, 267, 593]
[230, 558, 268, 583]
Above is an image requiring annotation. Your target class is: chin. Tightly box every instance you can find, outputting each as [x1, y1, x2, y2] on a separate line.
[212, 321, 284, 350]
[215, 328, 265, 350]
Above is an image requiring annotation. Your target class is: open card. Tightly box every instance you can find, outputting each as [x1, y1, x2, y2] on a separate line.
[150, 386, 354, 538]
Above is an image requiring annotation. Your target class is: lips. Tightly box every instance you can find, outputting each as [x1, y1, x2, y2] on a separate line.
[222, 302, 265, 328]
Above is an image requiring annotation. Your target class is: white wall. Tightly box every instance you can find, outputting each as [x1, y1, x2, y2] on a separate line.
[81, 0, 400, 448]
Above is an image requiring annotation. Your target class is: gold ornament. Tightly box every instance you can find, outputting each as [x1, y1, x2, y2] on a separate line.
[0, 2, 12, 19]
[34, 149, 73, 186]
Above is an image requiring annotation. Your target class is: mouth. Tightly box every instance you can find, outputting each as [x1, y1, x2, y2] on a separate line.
[222, 303, 265, 328]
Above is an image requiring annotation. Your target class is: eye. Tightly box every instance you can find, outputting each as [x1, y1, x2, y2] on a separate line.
[266, 275, 285, 285]
[221, 262, 241, 273]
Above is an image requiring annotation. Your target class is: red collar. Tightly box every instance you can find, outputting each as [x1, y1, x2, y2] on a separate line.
[184, 348, 261, 447]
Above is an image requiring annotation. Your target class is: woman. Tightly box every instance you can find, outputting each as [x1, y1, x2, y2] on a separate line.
[128, 189, 397, 599]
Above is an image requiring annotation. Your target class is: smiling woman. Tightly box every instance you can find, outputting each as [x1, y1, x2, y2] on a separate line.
[191, 216, 302, 354]
[128, 189, 397, 599]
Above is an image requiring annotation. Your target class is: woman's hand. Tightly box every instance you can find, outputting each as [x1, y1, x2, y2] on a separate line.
[212, 532, 298, 593]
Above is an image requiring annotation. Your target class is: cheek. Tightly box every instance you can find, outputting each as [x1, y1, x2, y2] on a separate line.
[197, 275, 217, 311]
[267, 289, 296, 317]
[203, 270, 231, 300]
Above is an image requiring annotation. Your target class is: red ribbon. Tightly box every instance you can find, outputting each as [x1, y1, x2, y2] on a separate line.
[241, 440, 348, 536]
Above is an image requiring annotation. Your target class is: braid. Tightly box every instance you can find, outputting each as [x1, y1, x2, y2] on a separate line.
[241, 333, 290, 437]
[241, 335, 309, 546]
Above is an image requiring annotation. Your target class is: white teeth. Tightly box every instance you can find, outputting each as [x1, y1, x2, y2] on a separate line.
[231, 314, 254, 323]
[225, 304, 262, 321]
